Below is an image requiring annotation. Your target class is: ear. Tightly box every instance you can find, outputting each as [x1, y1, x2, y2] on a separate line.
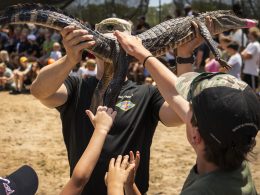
[191, 127, 202, 145]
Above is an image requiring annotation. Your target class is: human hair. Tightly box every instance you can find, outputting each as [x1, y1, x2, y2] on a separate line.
[0, 50, 10, 62]
[249, 27, 260, 39]
[190, 110, 256, 171]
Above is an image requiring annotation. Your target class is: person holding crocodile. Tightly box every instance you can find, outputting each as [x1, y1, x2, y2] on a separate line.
[112, 21, 260, 194]
[30, 18, 183, 195]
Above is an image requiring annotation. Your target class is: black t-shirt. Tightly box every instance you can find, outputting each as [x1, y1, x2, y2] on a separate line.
[57, 76, 164, 194]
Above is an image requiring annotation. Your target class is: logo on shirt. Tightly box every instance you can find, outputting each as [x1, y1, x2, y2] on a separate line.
[116, 100, 135, 111]
[0, 178, 15, 195]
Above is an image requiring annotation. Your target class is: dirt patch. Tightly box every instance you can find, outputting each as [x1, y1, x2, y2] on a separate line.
[0, 92, 259, 194]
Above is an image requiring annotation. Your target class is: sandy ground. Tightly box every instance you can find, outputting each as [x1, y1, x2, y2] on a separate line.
[0, 92, 259, 195]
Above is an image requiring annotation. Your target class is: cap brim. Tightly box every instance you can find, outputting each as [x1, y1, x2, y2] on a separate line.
[7, 165, 38, 195]
[176, 72, 200, 100]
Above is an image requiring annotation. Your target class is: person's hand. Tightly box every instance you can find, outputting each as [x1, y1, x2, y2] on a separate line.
[177, 16, 213, 57]
[86, 106, 117, 134]
[107, 155, 135, 189]
[125, 151, 140, 186]
[114, 31, 152, 62]
[61, 25, 96, 66]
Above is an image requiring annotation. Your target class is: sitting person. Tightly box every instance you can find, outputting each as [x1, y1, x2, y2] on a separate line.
[0, 62, 13, 90]
[83, 59, 97, 78]
[49, 42, 62, 61]
[114, 18, 259, 194]
[10, 56, 32, 94]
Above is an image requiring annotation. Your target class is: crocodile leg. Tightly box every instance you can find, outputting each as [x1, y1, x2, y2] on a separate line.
[196, 21, 231, 69]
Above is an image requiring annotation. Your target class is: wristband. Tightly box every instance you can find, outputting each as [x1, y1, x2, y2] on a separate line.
[176, 55, 195, 64]
[143, 55, 154, 68]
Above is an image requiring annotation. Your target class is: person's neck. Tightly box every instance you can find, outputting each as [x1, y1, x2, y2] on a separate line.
[196, 153, 219, 175]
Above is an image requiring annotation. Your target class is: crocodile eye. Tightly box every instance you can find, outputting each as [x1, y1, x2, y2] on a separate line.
[106, 24, 114, 31]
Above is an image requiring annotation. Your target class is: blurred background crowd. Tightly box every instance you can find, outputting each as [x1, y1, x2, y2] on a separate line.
[0, 1, 259, 95]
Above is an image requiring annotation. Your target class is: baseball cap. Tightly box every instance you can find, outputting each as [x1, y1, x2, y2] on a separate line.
[176, 72, 260, 148]
[19, 57, 28, 64]
[0, 165, 38, 195]
[95, 18, 132, 37]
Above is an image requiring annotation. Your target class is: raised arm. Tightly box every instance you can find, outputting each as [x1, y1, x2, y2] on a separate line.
[60, 106, 117, 195]
[114, 21, 205, 123]
[30, 26, 96, 108]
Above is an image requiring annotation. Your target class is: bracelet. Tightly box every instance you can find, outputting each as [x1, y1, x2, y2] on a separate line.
[143, 55, 154, 68]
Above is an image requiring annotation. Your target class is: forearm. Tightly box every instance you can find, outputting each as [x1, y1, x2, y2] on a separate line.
[61, 129, 107, 195]
[137, 52, 190, 123]
[108, 183, 124, 195]
[124, 183, 141, 195]
[31, 55, 75, 99]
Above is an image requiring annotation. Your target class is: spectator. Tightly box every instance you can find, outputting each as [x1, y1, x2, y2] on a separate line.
[241, 27, 260, 90]
[195, 43, 210, 72]
[27, 34, 41, 58]
[0, 26, 9, 50]
[184, 3, 193, 16]
[49, 42, 62, 61]
[134, 16, 150, 35]
[16, 28, 30, 54]
[0, 62, 13, 90]
[42, 29, 55, 56]
[204, 52, 220, 73]
[218, 35, 232, 61]
[0, 50, 14, 70]
[69, 63, 86, 78]
[226, 41, 243, 79]
[229, 29, 248, 51]
[10, 56, 32, 94]
[83, 59, 97, 78]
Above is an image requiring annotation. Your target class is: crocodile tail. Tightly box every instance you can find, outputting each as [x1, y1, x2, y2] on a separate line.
[0, 3, 84, 31]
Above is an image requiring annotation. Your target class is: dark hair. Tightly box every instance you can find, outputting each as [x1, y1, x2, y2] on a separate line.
[227, 41, 239, 51]
[191, 111, 256, 171]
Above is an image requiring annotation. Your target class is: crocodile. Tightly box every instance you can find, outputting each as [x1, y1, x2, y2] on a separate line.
[0, 4, 257, 112]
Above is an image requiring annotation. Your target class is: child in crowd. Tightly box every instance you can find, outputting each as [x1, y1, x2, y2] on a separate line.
[226, 41, 242, 79]
[60, 106, 141, 195]
[50, 42, 62, 61]
[0, 62, 13, 90]
[10, 56, 32, 94]
[83, 59, 97, 78]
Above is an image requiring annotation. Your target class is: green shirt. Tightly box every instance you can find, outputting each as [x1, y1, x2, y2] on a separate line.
[181, 161, 257, 195]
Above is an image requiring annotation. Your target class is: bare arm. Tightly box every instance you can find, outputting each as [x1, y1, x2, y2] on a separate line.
[159, 102, 183, 127]
[60, 106, 117, 195]
[114, 21, 206, 123]
[30, 26, 96, 108]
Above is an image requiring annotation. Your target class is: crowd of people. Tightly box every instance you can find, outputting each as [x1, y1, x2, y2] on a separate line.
[1, 3, 260, 195]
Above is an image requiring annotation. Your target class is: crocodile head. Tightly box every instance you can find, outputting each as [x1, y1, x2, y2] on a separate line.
[201, 10, 258, 35]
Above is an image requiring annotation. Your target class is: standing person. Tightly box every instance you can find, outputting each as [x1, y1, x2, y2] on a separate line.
[226, 41, 243, 79]
[241, 27, 260, 90]
[30, 18, 182, 195]
[114, 20, 260, 195]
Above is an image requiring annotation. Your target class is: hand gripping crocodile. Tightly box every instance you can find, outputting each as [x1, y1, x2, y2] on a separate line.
[0, 4, 257, 112]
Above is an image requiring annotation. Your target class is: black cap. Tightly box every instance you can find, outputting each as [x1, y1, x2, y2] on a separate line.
[0, 165, 38, 195]
[176, 72, 260, 148]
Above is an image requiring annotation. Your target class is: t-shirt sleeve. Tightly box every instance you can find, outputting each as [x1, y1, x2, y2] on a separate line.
[227, 56, 237, 67]
[56, 75, 81, 113]
[149, 86, 164, 121]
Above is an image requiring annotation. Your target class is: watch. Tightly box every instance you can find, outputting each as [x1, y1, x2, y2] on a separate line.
[176, 55, 195, 64]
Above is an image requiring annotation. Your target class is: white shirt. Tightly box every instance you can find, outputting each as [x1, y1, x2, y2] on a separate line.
[230, 29, 248, 48]
[50, 51, 62, 61]
[243, 41, 260, 76]
[227, 53, 242, 79]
